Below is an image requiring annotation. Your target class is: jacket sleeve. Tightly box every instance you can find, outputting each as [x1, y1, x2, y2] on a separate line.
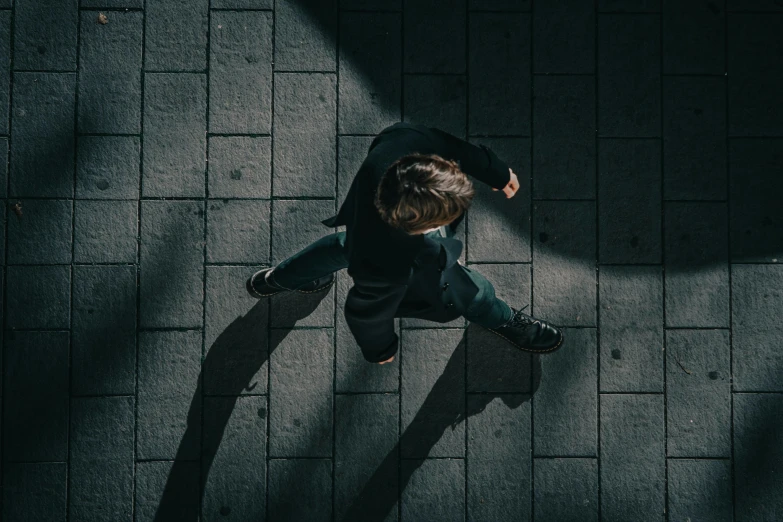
[344, 277, 408, 363]
[427, 126, 511, 190]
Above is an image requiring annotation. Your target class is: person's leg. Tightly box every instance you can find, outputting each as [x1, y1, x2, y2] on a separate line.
[461, 265, 514, 328]
[270, 231, 348, 290]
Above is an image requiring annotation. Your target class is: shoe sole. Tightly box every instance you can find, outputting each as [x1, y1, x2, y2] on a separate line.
[479, 323, 565, 354]
[246, 269, 335, 298]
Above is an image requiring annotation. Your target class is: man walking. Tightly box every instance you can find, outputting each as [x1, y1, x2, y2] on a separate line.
[247, 121, 563, 364]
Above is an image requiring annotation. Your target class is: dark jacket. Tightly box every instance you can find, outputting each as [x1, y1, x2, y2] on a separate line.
[321, 122, 511, 362]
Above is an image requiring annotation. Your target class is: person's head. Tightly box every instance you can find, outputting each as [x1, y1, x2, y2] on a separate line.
[374, 153, 475, 235]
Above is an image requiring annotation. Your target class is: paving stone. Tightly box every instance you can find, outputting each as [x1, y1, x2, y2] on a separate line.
[275, 0, 337, 71]
[469, 12, 530, 135]
[0, 11, 9, 134]
[663, 77, 726, 201]
[665, 202, 729, 327]
[534, 458, 599, 522]
[142, 73, 206, 197]
[0, 0, 7, 9]
[74, 200, 137, 263]
[401, 459, 465, 521]
[76, 136, 140, 199]
[268, 459, 332, 520]
[82, 0, 143, 7]
[599, 265, 663, 392]
[667, 459, 733, 522]
[269, 328, 333, 457]
[273, 73, 337, 197]
[469, 0, 530, 9]
[69, 396, 134, 521]
[139, 200, 204, 328]
[403, 75, 466, 138]
[732, 264, 783, 391]
[210, 11, 273, 133]
[10, 73, 76, 197]
[666, 329, 731, 457]
[336, 270, 399, 392]
[467, 137, 531, 263]
[145, 0, 207, 71]
[212, 0, 272, 7]
[337, 136, 373, 205]
[13, 0, 77, 71]
[729, 139, 783, 263]
[600, 394, 665, 521]
[72, 265, 136, 396]
[208, 136, 271, 199]
[599, 0, 660, 11]
[137, 330, 202, 460]
[533, 201, 596, 326]
[467, 264, 532, 392]
[78, 11, 142, 134]
[6, 265, 70, 329]
[335, 394, 399, 521]
[733, 393, 783, 520]
[728, 14, 783, 136]
[534, 0, 595, 74]
[404, 0, 465, 74]
[338, 12, 401, 134]
[3, 463, 67, 521]
[663, 0, 725, 75]
[7, 198, 72, 264]
[599, 139, 661, 263]
[728, 0, 783, 9]
[3, 331, 69, 461]
[0, 137, 6, 197]
[534, 76, 595, 199]
[206, 199, 270, 263]
[204, 266, 268, 395]
[534, 328, 597, 456]
[202, 396, 267, 520]
[135, 461, 199, 522]
[401, 328, 465, 458]
[467, 395, 531, 520]
[598, 14, 660, 137]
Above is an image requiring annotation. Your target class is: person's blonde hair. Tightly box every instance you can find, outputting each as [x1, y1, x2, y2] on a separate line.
[374, 153, 474, 234]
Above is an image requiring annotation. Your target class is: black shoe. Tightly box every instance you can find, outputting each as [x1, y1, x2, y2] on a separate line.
[246, 267, 335, 299]
[484, 305, 564, 354]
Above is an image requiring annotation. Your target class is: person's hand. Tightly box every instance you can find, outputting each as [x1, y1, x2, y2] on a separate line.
[492, 168, 520, 198]
[378, 355, 395, 365]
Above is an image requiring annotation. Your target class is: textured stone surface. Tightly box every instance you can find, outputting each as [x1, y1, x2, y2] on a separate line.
[404, 75, 466, 138]
[467, 396, 531, 521]
[6, 265, 70, 329]
[3, 463, 67, 521]
[273, 73, 337, 197]
[140, 200, 204, 328]
[268, 459, 332, 521]
[7, 198, 72, 264]
[76, 136, 140, 199]
[142, 73, 206, 197]
[469, 12, 530, 135]
[208, 136, 271, 199]
[202, 396, 267, 520]
[598, 139, 661, 263]
[469, 0, 530, 9]
[207, 199, 270, 263]
[0, 137, 7, 198]
[601, 394, 665, 521]
[668, 459, 733, 522]
[404, 0, 465, 74]
[534, 75, 595, 199]
[275, 0, 336, 72]
[534, 458, 599, 522]
[0, 12, 9, 134]
[3, 331, 69, 461]
[209, 11, 272, 134]
[137, 330, 202, 460]
[72, 265, 136, 396]
[10, 73, 76, 197]
[599, 0, 660, 12]
[81, 0, 143, 6]
[70, 397, 134, 521]
[212, 0, 272, 7]
[533, 201, 596, 326]
[401, 459, 465, 520]
[732, 264, 783, 391]
[663, 0, 725, 75]
[13, 0, 77, 71]
[269, 328, 333, 457]
[74, 200, 137, 263]
[599, 265, 663, 392]
[145, 0, 208, 71]
[135, 461, 199, 522]
[534, 0, 594, 74]
[665, 202, 729, 327]
[733, 393, 783, 521]
[535, 328, 597, 456]
[79, 10, 142, 134]
[666, 329, 731, 457]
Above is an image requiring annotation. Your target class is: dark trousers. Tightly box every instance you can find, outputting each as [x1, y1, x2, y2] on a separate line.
[271, 229, 513, 329]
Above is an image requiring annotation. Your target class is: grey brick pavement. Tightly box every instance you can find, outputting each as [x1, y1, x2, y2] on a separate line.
[1, 0, 782, 520]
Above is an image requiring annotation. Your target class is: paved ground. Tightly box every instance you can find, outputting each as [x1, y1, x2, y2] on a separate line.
[1, 0, 782, 520]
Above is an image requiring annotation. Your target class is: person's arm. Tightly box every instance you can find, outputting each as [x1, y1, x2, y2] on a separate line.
[344, 277, 408, 363]
[426, 126, 511, 190]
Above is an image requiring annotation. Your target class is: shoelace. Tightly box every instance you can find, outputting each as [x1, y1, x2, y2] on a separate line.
[502, 304, 535, 329]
